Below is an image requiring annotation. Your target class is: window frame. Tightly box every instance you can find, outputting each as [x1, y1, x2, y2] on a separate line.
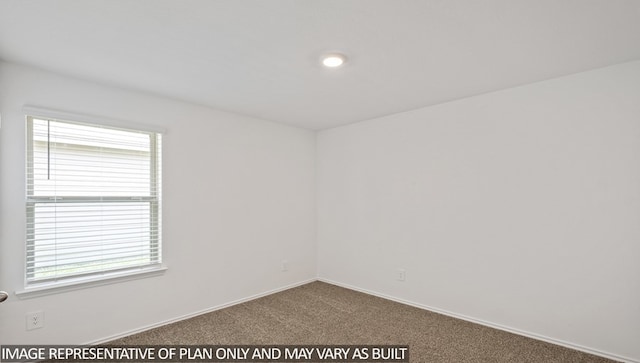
[20, 108, 165, 295]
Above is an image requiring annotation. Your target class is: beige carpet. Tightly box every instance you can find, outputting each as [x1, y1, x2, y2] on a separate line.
[110, 281, 616, 362]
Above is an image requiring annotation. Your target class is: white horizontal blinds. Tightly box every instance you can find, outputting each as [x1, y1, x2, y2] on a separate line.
[26, 117, 162, 283]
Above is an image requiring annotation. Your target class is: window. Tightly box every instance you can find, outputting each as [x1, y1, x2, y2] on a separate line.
[26, 116, 162, 286]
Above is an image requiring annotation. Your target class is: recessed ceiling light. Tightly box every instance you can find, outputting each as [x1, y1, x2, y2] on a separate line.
[322, 53, 347, 68]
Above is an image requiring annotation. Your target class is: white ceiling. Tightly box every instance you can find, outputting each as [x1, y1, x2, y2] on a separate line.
[1, 0, 639, 130]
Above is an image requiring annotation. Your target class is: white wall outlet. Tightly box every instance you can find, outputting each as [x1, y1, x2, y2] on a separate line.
[281, 260, 288, 272]
[397, 268, 406, 282]
[26, 311, 44, 330]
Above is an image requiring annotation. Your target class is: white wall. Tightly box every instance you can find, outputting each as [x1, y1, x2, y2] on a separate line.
[0, 62, 316, 344]
[317, 61, 640, 361]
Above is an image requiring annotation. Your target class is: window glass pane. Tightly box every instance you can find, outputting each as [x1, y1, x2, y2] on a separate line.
[32, 119, 152, 197]
[28, 201, 158, 281]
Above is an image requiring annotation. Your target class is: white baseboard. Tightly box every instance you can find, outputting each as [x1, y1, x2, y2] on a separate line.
[317, 278, 637, 363]
[89, 278, 316, 345]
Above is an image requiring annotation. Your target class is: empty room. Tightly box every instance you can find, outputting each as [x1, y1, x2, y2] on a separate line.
[0, 1, 639, 362]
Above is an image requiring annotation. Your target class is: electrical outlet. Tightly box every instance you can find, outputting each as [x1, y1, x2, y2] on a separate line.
[397, 268, 406, 282]
[26, 311, 44, 330]
[281, 260, 288, 272]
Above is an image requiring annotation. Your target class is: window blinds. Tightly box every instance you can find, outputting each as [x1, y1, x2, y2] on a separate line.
[26, 117, 162, 284]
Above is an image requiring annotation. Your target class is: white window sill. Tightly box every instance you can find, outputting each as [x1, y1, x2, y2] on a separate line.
[15, 265, 168, 299]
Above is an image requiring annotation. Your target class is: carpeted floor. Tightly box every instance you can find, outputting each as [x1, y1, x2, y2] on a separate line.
[110, 281, 616, 362]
